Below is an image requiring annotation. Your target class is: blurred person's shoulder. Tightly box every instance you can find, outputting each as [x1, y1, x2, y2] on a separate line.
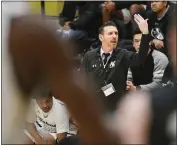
[150, 86, 177, 98]
[149, 87, 177, 109]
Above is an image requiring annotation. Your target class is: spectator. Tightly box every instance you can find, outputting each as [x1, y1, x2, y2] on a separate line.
[101, 1, 147, 39]
[80, 14, 150, 112]
[102, 1, 147, 23]
[126, 29, 169, 92]
[25, 88, 76, 144]
[58, 2, 102, 40]
[59, 1, 86, 26]
[147, 1, 175, 56]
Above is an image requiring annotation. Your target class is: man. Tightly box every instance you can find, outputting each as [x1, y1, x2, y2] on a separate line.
[2, 1, 114, 144]
[25, 88, 75, 144]
[147, 1, 175, 56]
[114, 9, 176, 145]
[81, 14, 150, 112]
[126, 29, 169, 91]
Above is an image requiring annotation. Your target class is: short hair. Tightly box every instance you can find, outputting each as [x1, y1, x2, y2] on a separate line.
[33, 85, 53, 99]
[98, 21, 117, 34]
[132, 28, 142, 37]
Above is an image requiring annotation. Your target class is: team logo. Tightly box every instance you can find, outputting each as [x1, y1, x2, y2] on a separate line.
[110, 61, 116, 68]
[151, 27, 164, 40]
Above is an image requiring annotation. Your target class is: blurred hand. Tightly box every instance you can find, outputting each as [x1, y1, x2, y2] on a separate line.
[104, 1, 116, 12]
[63, 21, 71, 30]
[152, 39, 164, 49]
[103, 2, 111, 14]
[126, 81, 136, 92]
[134, 14, 149, 35]
[102, 2, 112, 22]
[102, 5, 111, 14]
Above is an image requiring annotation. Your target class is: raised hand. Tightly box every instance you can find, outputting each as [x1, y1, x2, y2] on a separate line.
[134, 14, 149, 35]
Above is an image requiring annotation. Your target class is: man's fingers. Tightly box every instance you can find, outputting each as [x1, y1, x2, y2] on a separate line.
[134, 17, 140, 25]
[137, 14, 145, 22]
[126, 81, 132, 85]
[134, 14, 141, 22]
[137, 14, 145, 21]
[134, 14, 148, 24]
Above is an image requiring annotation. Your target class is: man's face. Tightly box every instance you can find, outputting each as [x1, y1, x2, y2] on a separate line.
[151, 1, 167, 13]
[99, 26, 118, 50]
[133, 33, 142, 52]
[37, 96, 53, 113]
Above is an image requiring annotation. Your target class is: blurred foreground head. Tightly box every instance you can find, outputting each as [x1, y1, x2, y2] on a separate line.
[2, 1, 114, 144]
[168, 7, 176, 73]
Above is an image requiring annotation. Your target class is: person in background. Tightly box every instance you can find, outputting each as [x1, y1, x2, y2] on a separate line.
[147, 1, 175, 57]
[25, 88, 76, 144]
[58, 2, 102, 40]
[126, 29, 168, 92]
[101, 1, 147, 39]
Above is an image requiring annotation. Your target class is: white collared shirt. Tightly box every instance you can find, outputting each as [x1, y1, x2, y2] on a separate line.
[100, 48, 113, 68]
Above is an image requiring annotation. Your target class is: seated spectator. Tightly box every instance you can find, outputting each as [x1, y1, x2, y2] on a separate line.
[126, 29, 169, 92]
[58, 1, 86, 26]
[102, 1, 147, 23]
[25, 88, 77, 144]
[149, 1, 175, 57]
[135, 1, 176, 57]
[58, 2, 102, 40]
[102, 1, 148, 39]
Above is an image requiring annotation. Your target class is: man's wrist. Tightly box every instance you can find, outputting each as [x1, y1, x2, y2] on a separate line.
[142, 32, 149, 35]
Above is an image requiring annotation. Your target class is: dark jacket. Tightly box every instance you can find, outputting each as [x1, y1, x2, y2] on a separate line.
[80, 34, 151, 112]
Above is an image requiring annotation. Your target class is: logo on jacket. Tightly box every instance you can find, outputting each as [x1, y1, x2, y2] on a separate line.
[151, 27, 164, 40]
[109, 61, 116, 68]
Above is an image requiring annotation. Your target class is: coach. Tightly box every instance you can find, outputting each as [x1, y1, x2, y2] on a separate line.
[80, 14, 150, 112]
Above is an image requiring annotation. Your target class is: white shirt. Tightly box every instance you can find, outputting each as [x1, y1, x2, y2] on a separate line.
[100, 48, 113, 68]
[27, 97, 76, 138]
